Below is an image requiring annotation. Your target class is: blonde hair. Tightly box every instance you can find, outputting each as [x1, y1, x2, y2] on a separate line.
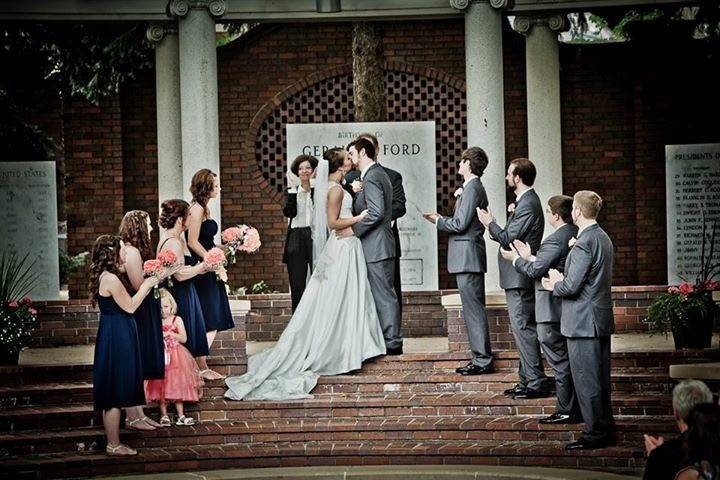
[159, 288, 177, 315]
[574, 190, 603, 219]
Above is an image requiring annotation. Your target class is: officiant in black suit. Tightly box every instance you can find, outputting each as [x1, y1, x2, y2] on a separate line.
[342, 133, 406, 316]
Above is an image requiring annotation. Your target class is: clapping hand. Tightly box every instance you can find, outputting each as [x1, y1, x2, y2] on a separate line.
[476, 207, 494, 227]
[541, 269, 565, 291]
[499, 247, 518, 263]
[643, 434, 664, 456]
[512, 240, 532, 260]
[422, 212, 440, 224]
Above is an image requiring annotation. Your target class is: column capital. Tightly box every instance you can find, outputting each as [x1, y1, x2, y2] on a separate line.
[449, 0, 514, 12]
[168, 0, 226, 18]
[512, 13, 568, 35]
[146, 23, 178, 45]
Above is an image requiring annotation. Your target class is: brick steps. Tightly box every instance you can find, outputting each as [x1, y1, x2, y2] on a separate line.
[0, 415, 676, 457]
[0, 368, 673, 410]
[0, 391, 672, 433]
[0, 438, 647, 479]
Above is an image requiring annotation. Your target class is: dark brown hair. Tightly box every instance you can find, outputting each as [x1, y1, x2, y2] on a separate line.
[347, 137, 376, 161]
[324, 148, 348, 174]
[119, 210, 153, 261]
[159, 199, 190, 229]
[189, 169, 216, 218]
[547, 195, 574, 224]
[510, 158, 537, 186]
[358, 133, 379, 157]
[290, 154, 319, 176]
[87, 235, 123, 305]
[462, 147, 489, 177]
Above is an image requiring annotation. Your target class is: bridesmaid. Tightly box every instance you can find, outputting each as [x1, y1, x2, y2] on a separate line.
[89, 235, 161, 456]
[118, 210, 165, 430]
[158, 199, 213, 367]
[187, 169, 234, 380]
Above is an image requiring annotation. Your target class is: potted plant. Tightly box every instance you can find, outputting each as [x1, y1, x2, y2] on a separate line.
[0, 252, 40, 365]
[645, 212, 719, 349]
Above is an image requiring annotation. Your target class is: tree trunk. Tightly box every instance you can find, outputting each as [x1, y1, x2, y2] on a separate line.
[352, 22, 386, 122]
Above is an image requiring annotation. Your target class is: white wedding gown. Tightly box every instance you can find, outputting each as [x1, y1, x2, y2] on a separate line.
[225, 182, 386, 401]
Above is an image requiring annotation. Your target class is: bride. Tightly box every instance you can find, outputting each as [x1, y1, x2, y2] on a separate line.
[225, 148, 386, 401]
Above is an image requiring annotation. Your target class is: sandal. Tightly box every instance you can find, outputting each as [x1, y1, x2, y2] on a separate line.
[106, 443, 137, 456]
[141, 415, 163, 428]
[159, 415, 172, 427]
[199, 369, 226, 380]
[175, 415, 196, 426]
[126, 417, 155, 431]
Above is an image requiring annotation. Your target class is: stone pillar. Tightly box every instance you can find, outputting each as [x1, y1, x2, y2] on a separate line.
[454, 0, 509, 293]
[147, 24, 183, 210]
[514, 14, 567, 237]
[170, 0, 225, 227]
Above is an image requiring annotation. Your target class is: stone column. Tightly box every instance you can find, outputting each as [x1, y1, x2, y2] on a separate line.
[514, 14, 567, 237]
[170, 0, 225, 227]
[454, 0, 510, 293]
[147, 24, 183, 210]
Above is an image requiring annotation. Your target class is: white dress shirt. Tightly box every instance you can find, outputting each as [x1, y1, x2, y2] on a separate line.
[291, 185, 313, 229]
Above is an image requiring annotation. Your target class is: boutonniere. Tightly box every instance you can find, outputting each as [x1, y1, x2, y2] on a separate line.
[507, 202, 516, 214]
[568, 237, 577, 248]
[454, 187, 464, 198]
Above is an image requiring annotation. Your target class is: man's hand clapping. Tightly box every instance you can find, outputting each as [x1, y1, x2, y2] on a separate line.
[476, 207, 494, 228]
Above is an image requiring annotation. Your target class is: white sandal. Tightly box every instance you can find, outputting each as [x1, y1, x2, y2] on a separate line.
[126, 417, 155, 431]
[106, 443, 137, 456]
[159, 415, 172, 427]
[175, 415, 196, 426]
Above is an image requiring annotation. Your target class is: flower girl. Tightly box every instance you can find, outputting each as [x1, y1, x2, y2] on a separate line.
[145, 288, 204, 426]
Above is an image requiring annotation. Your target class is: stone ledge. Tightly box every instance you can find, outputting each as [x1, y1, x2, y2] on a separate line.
[669, 362, 720, 381]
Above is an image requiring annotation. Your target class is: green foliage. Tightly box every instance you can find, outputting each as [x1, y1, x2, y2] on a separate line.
[645, 289, 709, 336]
[59, 250, 88, 285]
[231, 280, 276, 296]
[0, 253, 41, 355]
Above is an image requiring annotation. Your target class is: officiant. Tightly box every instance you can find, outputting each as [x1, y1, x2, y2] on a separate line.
[283, 154, 319, 312]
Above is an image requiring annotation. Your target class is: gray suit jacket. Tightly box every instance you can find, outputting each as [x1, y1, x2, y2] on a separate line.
[514, 223, 578, 323]
[352, 163, 396, 263]
[488, 189, 544, 290]
[437, 177, 488, 274]
[552, 223, 615, 338]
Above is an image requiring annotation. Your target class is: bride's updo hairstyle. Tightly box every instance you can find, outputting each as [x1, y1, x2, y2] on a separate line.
[324, 148, 348, 174]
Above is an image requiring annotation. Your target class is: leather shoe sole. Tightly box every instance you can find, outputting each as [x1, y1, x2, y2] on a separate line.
[539, 414, 583, 425]
[457, 365, 495, 376]
[565, 438, 615, 450]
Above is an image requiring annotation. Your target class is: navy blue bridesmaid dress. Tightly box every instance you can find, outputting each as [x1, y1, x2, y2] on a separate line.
[166, 254, 211, 358]
[132, 294, 165, 379]
[93, 295, 146, 411]
[187, 219, 235, 333]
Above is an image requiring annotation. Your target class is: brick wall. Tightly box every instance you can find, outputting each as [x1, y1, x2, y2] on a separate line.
[52, 21, 720, 297]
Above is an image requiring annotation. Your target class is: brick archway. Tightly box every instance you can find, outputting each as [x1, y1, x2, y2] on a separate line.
[243, 62, 468, 204]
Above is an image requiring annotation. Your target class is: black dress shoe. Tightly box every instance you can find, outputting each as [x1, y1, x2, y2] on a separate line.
[565, 437, 615, 450]
[539, 412, 583, 425]
[386, 346, 403, 356]
[457, 364, 494, 376]
[514, 388, 554, 399]
[503, 384, 526, 397]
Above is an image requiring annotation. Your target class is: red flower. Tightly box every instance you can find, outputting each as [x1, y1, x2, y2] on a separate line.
[20, 296, 32, 306]
[703, 280, 720, 291]
[678, 283, 694, 296]
[668, 286, 680, 294]
[8, 301, 18, 309]
[29, 308, 38, 315]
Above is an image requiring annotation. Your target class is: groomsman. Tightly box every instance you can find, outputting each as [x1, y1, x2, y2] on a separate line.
[542, 190, 616, 450]
[500, 195, 580, 414]
[344, 133, 407, 316]
[477, 158, 549, 397]
[423, 147, 493, 375]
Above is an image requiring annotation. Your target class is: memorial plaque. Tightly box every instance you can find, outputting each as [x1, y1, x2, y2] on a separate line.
[0, 162, 60, 300]
[666, 144, 720, 285]
[287, 122, 438, 291]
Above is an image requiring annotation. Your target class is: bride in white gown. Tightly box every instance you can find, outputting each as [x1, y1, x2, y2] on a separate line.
[225, 149, 386, 401]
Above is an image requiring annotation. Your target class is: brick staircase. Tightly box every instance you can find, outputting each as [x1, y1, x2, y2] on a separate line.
[2, 347, 720, 479]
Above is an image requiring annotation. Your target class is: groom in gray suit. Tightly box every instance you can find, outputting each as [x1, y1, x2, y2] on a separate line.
[348, 137, 403, 355]
[501, 195, 580, 414]
[477, 158, 550, 398]
[423, 147, 493, 375]
[543, 190, 616, 450]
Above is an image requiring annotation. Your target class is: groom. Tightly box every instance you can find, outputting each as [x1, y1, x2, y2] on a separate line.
[348, 136, 404, 355]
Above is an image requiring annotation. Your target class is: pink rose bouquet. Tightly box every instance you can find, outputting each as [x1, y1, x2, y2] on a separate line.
[143, 259, 163, 298]
[222, 224, 261, 264]
[204, 247, 226, 281]
[156, 250, 178, 288]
